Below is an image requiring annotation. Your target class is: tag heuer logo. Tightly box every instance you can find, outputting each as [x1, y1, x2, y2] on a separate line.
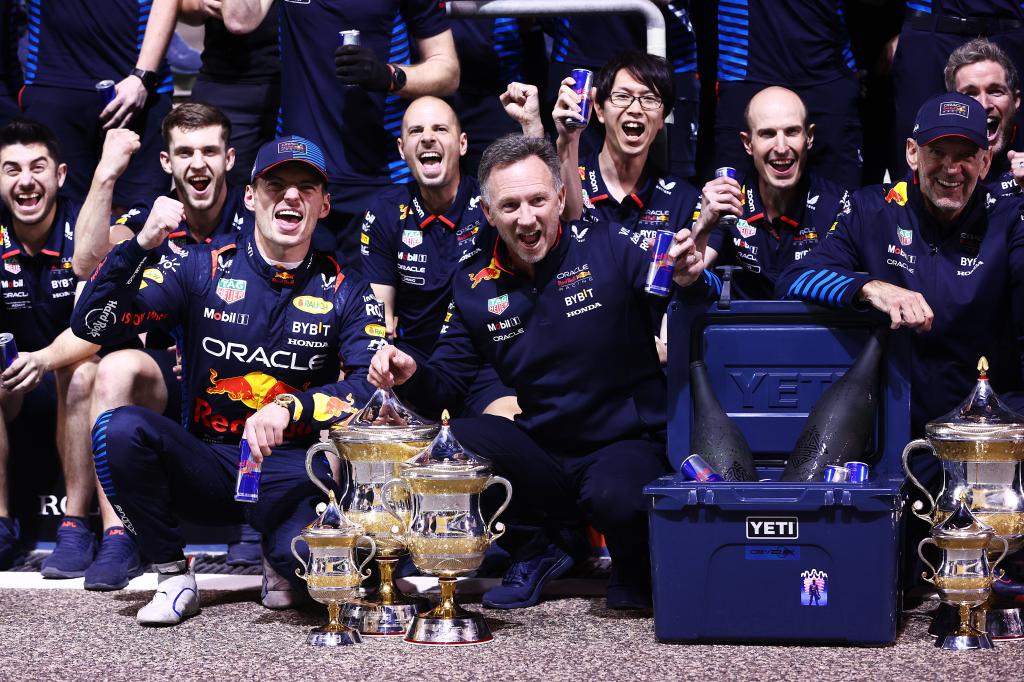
[215, 278, 246, 304]
[4, 260, 20, 274]
[401, 230, 423, 248]
[897, 227, 913, 246]
[487, 294, 509, 315]
[737, 221, 756, 238]
[746, 516, 799, 540]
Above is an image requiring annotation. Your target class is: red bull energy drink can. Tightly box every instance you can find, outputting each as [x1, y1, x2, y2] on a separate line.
[714, 166, 739, 227]
[0, 333, 18, 371]
[95, 80, 116, 105]
[681, 454, 724, 482]
[235, 440, 261, 503]
[644, 229, 675, 297]
[565, 68, 593, 129]
[845, 461, 869, 483]
[824, 465, 849, 483]
[339, 30, 360, 47]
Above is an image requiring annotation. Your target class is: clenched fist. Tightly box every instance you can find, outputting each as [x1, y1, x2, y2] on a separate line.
[137, 196, 185, 251]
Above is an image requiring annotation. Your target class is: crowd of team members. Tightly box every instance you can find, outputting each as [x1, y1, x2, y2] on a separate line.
[0, 0, 1023, 627]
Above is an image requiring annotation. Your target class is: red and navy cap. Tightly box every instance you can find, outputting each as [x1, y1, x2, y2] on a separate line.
[251, 135, 329, 183]
[912, 93, 989, 150]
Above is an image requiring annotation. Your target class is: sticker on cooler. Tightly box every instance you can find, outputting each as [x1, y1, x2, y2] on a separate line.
[800, 569, 828, 606]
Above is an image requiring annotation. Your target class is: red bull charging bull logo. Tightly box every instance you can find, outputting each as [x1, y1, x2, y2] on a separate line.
[884, 181, 908, 206]
[469, 258, 501, 289]
[312, 392, 357, 423]
[205, 368, 307, 410]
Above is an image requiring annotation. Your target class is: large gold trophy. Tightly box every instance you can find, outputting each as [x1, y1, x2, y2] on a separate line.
[383, 410, 512, 645]
[902, 358, 1024, 640]
[305, 388, 437, 635]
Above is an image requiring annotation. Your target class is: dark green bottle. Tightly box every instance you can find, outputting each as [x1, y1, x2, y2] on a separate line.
[690, 361, 758, 481]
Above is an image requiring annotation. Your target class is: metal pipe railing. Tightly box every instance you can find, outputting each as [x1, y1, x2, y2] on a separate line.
[446, 1, 666, 58]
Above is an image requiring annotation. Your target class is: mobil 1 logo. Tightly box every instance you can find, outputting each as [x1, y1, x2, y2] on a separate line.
[746, 516, 798, 540]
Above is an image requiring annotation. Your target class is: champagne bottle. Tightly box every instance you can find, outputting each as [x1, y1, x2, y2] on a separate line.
[781, 326, 886, 482]
[690, 361, 758, 481]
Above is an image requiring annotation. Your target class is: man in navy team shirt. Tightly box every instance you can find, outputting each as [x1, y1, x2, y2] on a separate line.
[19, 0, 178, 209]
[359, 96, 516, 418]
[0, 120, 101, 576]
[371, 135, 706, 611]
[71, 103, 258, 591]
[222, 0, 459, 268]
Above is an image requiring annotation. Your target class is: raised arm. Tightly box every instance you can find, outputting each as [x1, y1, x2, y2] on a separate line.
[552, 75, 588, 222]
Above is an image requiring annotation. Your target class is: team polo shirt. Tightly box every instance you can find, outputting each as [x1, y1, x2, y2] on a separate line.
[717, 0, 856, 85]
[0, 199, 79, 352]
[23, 0, 172, 93]
[400, 221, 667, 454]
[577, 151, 699, 243]
[776, 177, 1024, 432]
[359, 176, 487, 359]
[277, 0, 449, 187]
[705, 172, 851, 299]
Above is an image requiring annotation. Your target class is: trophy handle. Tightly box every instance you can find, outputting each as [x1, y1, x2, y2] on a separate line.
[917, 537, 938, 584]
[305, 441, 347, 501]
[990, 536, 1010, 579]
[483, 475, 513, 542]
[902, 439, 935, 522]
[381, 477, 412, 534]
[357, 536, 377, 579]
[290, 536, 308, 582]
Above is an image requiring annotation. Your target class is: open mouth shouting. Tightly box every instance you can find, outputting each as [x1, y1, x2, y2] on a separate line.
[274, 206, 304, 234]
[187, 174, 211, 194]
[622, 120, 646, 144]
[766, 156, 798, 180]
[417, 149, 443, 179]
[14, 191, 42, 211]
[986, 115, 1001, 147]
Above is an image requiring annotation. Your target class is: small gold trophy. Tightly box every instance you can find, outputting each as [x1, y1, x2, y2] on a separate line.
[384, 410, 512, 645]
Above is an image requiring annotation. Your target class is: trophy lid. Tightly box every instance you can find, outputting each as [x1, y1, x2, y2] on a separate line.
[328, 387, 437, 443]
[925, 357, 1024, 443]
[303, 490, 363, 537]
[931, 492, 996, 541]
[401, 410, 492, 479]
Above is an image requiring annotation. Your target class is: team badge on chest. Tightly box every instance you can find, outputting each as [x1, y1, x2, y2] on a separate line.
[401, 230, 423, 248]
[487, 294, 509, 315]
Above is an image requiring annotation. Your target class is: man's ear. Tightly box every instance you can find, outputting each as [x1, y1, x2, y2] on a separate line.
[159, 150, 172, 175]
[905, 139, 919, 172]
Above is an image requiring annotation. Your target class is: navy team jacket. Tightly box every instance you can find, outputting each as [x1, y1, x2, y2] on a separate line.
[72, 231, 384, 446]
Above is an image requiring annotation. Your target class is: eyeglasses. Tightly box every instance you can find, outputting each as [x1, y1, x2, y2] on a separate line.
[608, 91, 663, 111]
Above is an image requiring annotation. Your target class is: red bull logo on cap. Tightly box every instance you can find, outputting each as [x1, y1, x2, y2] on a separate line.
[278, 140, 307, 154]
[469, 258, 502, 289]
[206, 368, 306, 411]
[940, 101, 969, 118]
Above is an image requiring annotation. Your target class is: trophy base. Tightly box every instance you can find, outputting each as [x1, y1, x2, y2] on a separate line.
[935, 633, 995, 650]
[306, 624, 362, 647]
[986, 607, 1024, 640]
[404, 612, 493, 646]
[342, 597, 428, 636]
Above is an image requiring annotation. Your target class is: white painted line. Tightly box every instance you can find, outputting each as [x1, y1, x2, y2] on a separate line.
[0, 572, 261, 591]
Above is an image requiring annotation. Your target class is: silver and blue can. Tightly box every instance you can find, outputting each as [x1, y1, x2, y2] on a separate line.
[845, 461, 869, 483]
[338, 29, 360, 47]
[0, 333, 17, 370]
[95, 80, 117, 106]
[824, 465, 849, 483]
[681, 454, 724, 482]
[565, 68, 593, 129]
[644, 229, 675, 297]
[235, 440, 261, 503]
[714, 166, 739, 227]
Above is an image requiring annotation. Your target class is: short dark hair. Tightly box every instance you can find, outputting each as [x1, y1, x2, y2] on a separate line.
[478, 134, 562, 205]
[0, 119, 62, 164]
[161, 102, 232, 148]
[593, 50, 674, 118]
[945, 38, 1019, 94]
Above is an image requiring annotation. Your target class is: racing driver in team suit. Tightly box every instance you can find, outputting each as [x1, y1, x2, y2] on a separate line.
[71, 136, 384, 626]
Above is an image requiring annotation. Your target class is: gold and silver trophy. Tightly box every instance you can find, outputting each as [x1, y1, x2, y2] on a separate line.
[383, 410, 512, 645]
[919, 494, 1009, 650]
[308, 387, 438, 635]
[290, 489, 377, 647]
[903, 357, 1024, 640]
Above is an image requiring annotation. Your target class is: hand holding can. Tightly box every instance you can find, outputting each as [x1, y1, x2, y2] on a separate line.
[564, 69, 593, 129]
[235, 440, 261, 503]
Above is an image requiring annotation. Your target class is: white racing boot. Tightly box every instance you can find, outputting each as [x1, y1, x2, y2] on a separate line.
[137, 558, 200, 626]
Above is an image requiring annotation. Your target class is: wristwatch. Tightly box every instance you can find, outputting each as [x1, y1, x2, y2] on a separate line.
[388, 65, 407, 93]
[129, 68, 159, 92]
[273, 394, 301, 421]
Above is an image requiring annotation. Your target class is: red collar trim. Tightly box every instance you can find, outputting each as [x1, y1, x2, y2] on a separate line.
[747, 212, 765, 223]
[2, 249, 20, 259]
[779, 215, 799, 228]
[418, 214, 457, 230]
[628, 193, 644, 209]
[589, 193, 610, 203]
[40, 248, 61, 257]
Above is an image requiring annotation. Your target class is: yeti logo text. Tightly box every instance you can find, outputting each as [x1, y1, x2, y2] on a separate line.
[746, 516, 798, 539]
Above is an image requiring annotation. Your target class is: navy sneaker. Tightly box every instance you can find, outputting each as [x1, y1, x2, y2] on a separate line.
[40, 516, 97, 578]
[226, 523, 262, 567]
[482, 544, 574, 609]
[0, 517, 19, 570]
[84, 527, 144, 591]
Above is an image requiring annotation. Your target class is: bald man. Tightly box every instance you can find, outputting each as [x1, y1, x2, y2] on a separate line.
[358, 96, 517, 418]
[691, 86, 851, 299]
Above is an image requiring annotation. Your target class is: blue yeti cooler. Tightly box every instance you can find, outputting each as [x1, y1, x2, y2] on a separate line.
[645, 300, 911, 645]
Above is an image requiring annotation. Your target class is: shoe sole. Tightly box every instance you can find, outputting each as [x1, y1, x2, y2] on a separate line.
[84, 565, 145, 591]
[137, 609, 200, 627]
[40, 567, 88, 579]
[481, 554, 575, 609]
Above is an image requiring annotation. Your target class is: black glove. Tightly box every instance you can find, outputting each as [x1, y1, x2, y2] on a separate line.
[334, 44, 392, 92]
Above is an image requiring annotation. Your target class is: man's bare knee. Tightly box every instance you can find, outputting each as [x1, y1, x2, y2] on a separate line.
[93, 350, 168, 413]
